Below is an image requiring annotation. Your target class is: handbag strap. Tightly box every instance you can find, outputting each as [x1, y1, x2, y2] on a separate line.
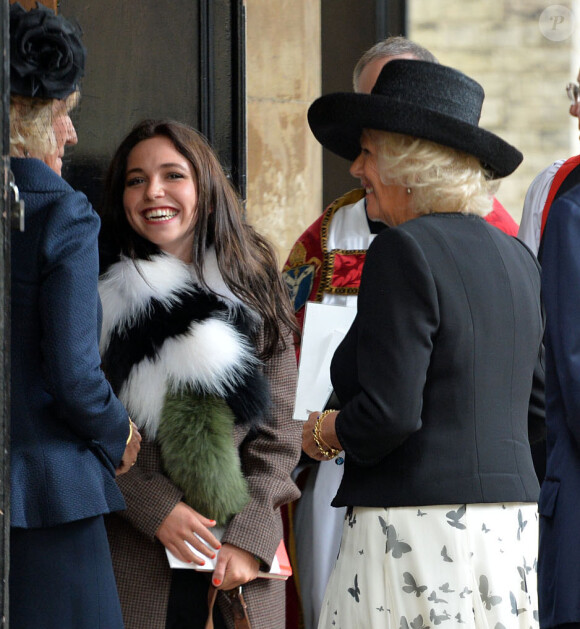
[206, 584, 252, 629]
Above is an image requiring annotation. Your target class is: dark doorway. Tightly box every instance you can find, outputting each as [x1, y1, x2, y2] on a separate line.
[1, 0, 10, 623]
[321, 0, 406, 208]
[58, 0, 246, 209]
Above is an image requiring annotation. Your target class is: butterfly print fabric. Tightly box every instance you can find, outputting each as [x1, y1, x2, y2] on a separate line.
[318, 503, 539, 629]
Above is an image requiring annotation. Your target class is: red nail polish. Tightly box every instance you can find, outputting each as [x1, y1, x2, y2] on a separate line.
[200, 560, 205, 566]
[213, 578, 221, 586]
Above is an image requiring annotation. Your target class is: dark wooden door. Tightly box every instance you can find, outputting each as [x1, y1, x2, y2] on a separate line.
[59, 0, 246, 208]
[1, 0, 10, 623]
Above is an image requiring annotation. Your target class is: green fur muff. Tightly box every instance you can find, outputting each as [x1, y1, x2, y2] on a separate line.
[158, 387, 250, 526]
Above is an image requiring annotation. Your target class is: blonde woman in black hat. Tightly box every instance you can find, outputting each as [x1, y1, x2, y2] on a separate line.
[302, 60, 544, 628]
[9, 4, 140, 627]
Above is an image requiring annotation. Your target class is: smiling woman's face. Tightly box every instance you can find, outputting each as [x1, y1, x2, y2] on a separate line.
[123, 135, 198, 262]
[349, 131, 414, 227]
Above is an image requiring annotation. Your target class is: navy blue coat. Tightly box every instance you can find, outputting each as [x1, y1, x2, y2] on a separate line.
[10, 157, 128, 529]
[539, 185, 580, 628]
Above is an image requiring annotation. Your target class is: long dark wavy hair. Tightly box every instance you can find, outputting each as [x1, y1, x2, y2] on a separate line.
[99, 119, 297, 360]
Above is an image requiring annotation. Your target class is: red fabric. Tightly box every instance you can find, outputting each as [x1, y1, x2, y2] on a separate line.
[484, 197, 518, 236]
[330, 252, 366, 289]
[283, 189, 365, 346]
[540, 155, 580, 240]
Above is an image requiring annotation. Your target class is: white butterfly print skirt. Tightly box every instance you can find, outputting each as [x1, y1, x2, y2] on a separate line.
[318, 503, 539, 629]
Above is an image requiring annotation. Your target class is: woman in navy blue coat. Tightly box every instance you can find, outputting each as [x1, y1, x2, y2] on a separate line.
[8, 5, 140, 628]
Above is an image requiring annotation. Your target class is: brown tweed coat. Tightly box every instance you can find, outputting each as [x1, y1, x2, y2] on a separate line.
[105, 326, 301, 629]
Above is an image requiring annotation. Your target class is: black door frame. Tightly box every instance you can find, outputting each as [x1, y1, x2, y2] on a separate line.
[378, 0, 406, 40]
[1, 0, 10, 622]
[200, 0, 247, 201]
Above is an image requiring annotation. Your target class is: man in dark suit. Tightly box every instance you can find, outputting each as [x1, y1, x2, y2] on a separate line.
[518, 67, 580, 256]
[538, 186, 580, 629]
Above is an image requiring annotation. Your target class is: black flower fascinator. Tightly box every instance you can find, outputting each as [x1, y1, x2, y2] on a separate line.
[10, 2, 86, 100]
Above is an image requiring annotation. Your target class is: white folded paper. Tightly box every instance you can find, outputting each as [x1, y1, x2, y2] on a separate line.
[293, 302, 356, 421]
[165, 527, 225, 571]
[165, 529, 292, 579]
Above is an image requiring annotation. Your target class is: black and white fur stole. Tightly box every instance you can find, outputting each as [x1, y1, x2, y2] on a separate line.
[98, 249, 270, 440]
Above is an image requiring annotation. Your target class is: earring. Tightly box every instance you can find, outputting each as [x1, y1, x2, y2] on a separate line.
[406, 187, 412, 195]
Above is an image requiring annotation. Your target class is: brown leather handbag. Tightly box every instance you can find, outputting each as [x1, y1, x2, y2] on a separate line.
[205, 585, 252, 629]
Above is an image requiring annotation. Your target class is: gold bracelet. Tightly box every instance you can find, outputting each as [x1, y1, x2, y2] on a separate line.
[313, 410, 340, 459]
[126, 419, 133, 445]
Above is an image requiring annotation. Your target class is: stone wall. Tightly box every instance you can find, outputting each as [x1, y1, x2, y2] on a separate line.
[409, 0, 580, 223]
[240, 1, 579, 261]
[245, 0, 322, 264]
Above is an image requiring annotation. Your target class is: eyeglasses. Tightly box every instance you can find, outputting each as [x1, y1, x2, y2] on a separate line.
[567, 82, 580, 104]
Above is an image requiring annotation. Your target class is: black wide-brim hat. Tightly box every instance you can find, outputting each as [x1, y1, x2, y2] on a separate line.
[308, 59, 522, 179]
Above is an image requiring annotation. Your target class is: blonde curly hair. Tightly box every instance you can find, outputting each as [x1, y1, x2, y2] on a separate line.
[10, 91, 79, 159]
[367, 129, 499, 217]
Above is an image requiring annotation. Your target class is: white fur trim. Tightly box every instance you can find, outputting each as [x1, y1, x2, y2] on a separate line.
[110, 309, 257, 439]
[163, 318, 256, 395]
[119, 359, 168, 438]
[98, 248, 250, 353]
[99, 254, 194, 353]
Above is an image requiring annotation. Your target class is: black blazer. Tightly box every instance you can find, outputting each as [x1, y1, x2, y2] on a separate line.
[331, 213, 544, 508]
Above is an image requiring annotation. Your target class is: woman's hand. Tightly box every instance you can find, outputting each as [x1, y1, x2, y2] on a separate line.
[302, 410, 341, 461]
[155, 502, 221, 566]
[116, 420, 142, 475]
[211, 544, 260, 591]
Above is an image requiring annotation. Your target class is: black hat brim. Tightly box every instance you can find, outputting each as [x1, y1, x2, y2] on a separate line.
[308, 93, 522, 179]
